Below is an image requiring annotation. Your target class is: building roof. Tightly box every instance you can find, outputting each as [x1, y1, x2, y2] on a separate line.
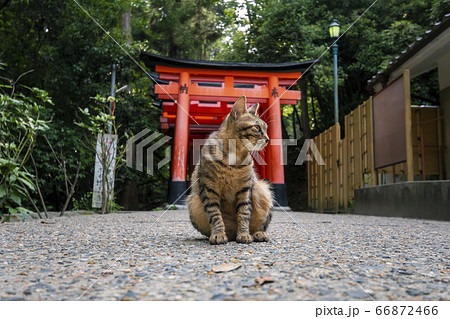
[140, 52, 317, 73]
[367, 13, 450, 90]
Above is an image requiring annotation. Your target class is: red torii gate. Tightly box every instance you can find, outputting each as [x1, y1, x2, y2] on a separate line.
[141, 53, 315, 208]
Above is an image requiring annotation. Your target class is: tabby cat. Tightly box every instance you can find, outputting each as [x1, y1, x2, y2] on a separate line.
[187, 96, 273, 245]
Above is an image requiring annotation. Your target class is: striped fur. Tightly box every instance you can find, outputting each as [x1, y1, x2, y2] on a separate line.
[187, 96, 273, 244]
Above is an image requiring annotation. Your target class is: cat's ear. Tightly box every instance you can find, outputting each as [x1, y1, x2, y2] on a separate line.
[230, 96, 248, 119]
[248, 103, 260, 115]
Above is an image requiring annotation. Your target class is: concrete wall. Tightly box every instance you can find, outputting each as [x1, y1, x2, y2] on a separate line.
[354, 181, 450, 221]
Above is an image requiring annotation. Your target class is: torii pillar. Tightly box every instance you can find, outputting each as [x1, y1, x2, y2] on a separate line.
[168, 72, 190, 204]
[267, 76, 288, 207]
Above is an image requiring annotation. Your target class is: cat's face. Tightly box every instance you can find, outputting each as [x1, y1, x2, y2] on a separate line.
[226, 96, 269, 151]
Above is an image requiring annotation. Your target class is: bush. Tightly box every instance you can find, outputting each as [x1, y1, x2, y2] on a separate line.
[0, 69, 51, 220]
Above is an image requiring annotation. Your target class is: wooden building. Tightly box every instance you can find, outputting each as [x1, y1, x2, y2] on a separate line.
[307, 13, 450, 220]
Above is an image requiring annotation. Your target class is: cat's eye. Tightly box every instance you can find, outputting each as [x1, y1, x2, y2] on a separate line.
[254, 125, 261, 132]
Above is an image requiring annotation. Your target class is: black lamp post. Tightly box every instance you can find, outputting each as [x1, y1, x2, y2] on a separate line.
[329, 19, 341, 124]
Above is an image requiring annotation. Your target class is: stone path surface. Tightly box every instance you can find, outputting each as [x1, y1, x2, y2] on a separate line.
[0, 210, 448, 301]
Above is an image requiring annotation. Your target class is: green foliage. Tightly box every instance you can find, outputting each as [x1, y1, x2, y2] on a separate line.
[0, 159, 35, 220]
[132, 0, 232, 59]
[108, 200, 124, 213]
[348, 200, 354, 209]
[0, 0, 169, 211]
[0, 79, 50, 219]
[72, 191, 93, 211]
[76, 96, 117, 134]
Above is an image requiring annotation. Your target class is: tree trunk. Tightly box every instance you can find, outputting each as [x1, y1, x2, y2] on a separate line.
[293, 104, 302, 139]
[121, 11, 132, 46]
[299, 78, 311, 139]
[310, 84, 319, 132]
[60, 161, 81, 216]
[281, 113, 290, 140]
[292, 104, 297, 140]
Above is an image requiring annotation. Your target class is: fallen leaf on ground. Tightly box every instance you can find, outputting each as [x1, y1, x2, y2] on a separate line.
[268, 288, 282, 296]
[119, 269, 132, 273]
[211, 263, 242, 273]
[255, 276, 275, 285]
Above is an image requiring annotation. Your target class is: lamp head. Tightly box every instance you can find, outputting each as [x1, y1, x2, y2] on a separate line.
[329, 19, 341, 39]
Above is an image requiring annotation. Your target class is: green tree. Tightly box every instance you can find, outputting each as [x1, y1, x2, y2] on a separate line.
[0, 0, 166, 211]
[132, 0, 233, 59]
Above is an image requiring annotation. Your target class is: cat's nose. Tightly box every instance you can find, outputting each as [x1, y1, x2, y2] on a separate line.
[265, 138, 269, 144]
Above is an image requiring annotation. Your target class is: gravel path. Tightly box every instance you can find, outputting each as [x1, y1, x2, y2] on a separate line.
[0, 210, 448, 301]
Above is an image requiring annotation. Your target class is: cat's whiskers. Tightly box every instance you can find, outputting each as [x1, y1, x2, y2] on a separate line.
[264, 119, 276, 125]
[257, 113, 277, 126]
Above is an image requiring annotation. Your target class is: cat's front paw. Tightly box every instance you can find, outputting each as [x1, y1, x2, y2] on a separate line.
[236, 233, 253, 244]
[253, 231, 269, 242]
[209, 233, 228, 245]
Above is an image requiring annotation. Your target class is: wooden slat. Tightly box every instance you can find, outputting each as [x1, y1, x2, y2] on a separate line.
[319, 133, 324, 212]
[367, 97, 377, 186]
[346, 109, 357, 201]
[403, 70, 414, 181]
[307, 157, 312, 209]
[343, 123, 349, 208]
[355, 105, 363, 189]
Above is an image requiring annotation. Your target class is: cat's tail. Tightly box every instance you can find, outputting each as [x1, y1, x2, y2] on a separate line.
[186, 194, 211, 237]
[249, 179, 273, 234]
[253, 179, 273, 210]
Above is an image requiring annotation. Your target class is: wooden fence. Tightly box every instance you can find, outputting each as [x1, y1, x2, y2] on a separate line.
[307, 97, 443, 212]
[308, 98, 374, 211]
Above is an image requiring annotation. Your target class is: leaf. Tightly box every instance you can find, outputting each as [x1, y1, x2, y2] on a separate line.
[20, 211, 29, 220]
[17, 175, 35, 191]
[10, 192, 22, 205]
[0, 158, 11, 165]
[17, 207, 33, 216]
[9, 174, 17, 183]
[211, 263, 242, 273]
[255, 276, 276, 285]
